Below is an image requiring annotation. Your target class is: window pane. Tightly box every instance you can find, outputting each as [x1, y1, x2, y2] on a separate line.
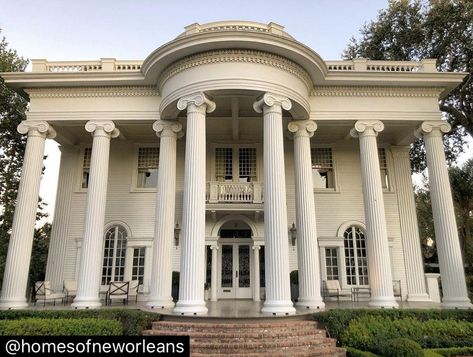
[239, 148, 257, 182]
[216, 148, 233, 181]
[81, 148, 92, 189]
[378, 148, 389, 189]
[137, 147, 159, 188]
[311, 148, 334, 188]
[131, 247, 145, 285]
[101, 225, 128, 285]
[325, 247, 339, 280]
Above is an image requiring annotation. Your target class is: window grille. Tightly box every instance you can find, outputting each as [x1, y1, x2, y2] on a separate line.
[378, 148, 389, 189]
[215, 148, 233, 181]
[239, 148, 257, 182]
[81, 148, 92, 188]
[137, 147, 159, 188]
[344, 226, 369, 286]
[131, 247, 146, 285]
[325, 248, 339, 280]
[102, 225, 127, 285]
[311, 148, 334, 188]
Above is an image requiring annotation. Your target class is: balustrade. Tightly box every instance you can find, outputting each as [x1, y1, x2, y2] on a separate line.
[207, 182, 263, 203]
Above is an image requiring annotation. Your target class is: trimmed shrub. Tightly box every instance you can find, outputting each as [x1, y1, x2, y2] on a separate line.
[341, 315, 473, 353]
[380, 338, 423, 357]
[0, 309, 159, 335]
[425, 347, 473, 356]
[0, 318, 121, 336]
[314, 309, 473, 344]
[346, 347, 378, 357]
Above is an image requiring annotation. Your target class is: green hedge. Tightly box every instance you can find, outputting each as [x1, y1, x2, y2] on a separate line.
[313, 309, 473, 344]
[0, 309, 159, 336]
[341, 315, 473, 354]
[425, 347, 473, 356]
[0, 318, 121, 336]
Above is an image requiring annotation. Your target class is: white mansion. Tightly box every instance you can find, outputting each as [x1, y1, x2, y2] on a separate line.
[0, 21, 471, 314]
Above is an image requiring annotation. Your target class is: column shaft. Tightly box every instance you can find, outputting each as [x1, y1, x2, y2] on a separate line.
[351, 120, 397, 308]
[0, 121, 55, 309]
[391, 146, 430, 301]
[253, 246, 261, 302]
[254, 93, 295, 315]
[147, 121, 182, 309]
[210, 246, 218, 302]
[420, 122, 472, 308]
[289, 120, 324, 309]
[174, 92, 215, 315]
[72, 121, 119, 309]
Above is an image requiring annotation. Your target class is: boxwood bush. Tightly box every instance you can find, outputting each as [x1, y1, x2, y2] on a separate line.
[0, 309, 159, 335]
[379, 338, 423, 357]
[341, 315, 473, 353]
[0, 318, 121, 336]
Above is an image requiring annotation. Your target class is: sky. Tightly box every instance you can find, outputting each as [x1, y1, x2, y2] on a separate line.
[0, 0, 468, 222]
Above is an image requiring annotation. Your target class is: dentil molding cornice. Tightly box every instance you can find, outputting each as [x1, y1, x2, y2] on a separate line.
[25, 86, 160, 98]
[311, 86, 444, 98]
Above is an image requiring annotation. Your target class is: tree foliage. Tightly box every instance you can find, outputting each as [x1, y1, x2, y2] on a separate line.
[345, 0, 473, 172]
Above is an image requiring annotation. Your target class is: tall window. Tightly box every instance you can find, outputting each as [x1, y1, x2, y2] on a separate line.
[215, 147, 257, 182]
[311, 148, 334, 189]
[81, 148, 92, 189]
[344, 226, 369, 286]
[102, 225, 128, 285]
[378, 148, 389, 189]
[137, 147, 159, 188]
[325, 248, 339, 280]
[131, 247, 145, 284]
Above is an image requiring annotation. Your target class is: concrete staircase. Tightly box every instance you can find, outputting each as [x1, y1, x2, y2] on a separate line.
[143, 315, 345, 356]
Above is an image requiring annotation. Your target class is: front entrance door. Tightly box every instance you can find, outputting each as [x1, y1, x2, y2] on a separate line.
[218, 243, 252, 299]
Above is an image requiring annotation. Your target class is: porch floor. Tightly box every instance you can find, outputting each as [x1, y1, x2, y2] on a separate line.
[28, 299, 442, 318]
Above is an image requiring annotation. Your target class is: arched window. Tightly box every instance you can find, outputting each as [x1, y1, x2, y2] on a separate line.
[344, 226, 369, 286]
[102, 225, 127, 285]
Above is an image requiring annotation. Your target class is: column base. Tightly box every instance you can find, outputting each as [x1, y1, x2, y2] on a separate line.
[0, 297, 29, 310]
[262, 300, 296, 315]
[146, 298, 175, 309]
[71, 297, 102, 309]
[441, 298, 473, 309]
[368, 296, 399, 308]
[173, 300, 208, 315]
[296, 297, 325, 310]
[407, 293, 432, 303]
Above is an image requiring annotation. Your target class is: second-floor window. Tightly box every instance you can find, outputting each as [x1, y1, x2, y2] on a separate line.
[215, 147, 257, 182]
[81, 147, 92, 189]
[311, 147, 335, 189]
[378, 148, 390, 190]
[137, 147, 159, 188]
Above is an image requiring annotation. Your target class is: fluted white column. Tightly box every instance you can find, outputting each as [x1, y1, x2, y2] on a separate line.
[254, 93, 295, 315]
[391, 146, 430, 302]
[147, 120, 183, 309]
[253, 245, 261, 302]
[210, 245, 218, 302]
[45, 145, 78, 292]
[288, 120, 325, 310]
[174, 92, 215, 315]
[351, 120, 398, 308]
[72, 121, 119, 309]
[0, 121, 56, 309]
[416, 121, 472, 308]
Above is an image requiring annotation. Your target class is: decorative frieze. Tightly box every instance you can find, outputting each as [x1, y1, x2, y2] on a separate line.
[311, 86, 443, 98]
[25, 86, 159, 98]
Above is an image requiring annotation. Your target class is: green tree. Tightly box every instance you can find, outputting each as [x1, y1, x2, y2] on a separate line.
[345, 0, 473, 172]
[28, 223, 51, 300]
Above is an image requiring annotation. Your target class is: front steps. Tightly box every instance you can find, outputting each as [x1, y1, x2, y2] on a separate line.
[143, 316, 345, 356]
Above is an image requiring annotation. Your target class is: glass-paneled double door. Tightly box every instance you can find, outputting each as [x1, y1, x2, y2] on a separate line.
[218, 242, 252, 299]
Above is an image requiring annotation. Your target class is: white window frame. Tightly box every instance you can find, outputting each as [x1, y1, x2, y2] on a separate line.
[343, 226, 369, 287]
[101, 224, 128, 285]
[75, 143, 92, 193]
[310, 144, 339, 193]
[130, 143, 159, 192]
[324, 247, 340, 281]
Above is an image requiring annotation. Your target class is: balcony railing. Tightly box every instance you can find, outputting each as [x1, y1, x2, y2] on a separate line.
[207, 182, 263, 204]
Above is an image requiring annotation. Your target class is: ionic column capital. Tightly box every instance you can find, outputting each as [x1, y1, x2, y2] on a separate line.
[253, 92, 292, 113]
[415, 121, 451, 139]
[288, 120, 317, 138]
[177, 92, 216, 114]
[210, 245, 219, 251]
[17, 121, 56, 139]
[252, 245, 261, 251]
[85, 121, 120, 138]
[350, 120, 384, 138]
[152, 120, 184, 139]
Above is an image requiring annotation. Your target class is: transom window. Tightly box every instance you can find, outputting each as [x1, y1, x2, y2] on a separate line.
[378, 148, 389, 189]
[81, 148, 92, 189]
[102, 225, 127, 285]
[311, 148, 334, 189]
[325, 248, 339, 280]
[137, 147, 159, 188]
[215, 147, 257, 182]
[344, 226, 369, 286]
